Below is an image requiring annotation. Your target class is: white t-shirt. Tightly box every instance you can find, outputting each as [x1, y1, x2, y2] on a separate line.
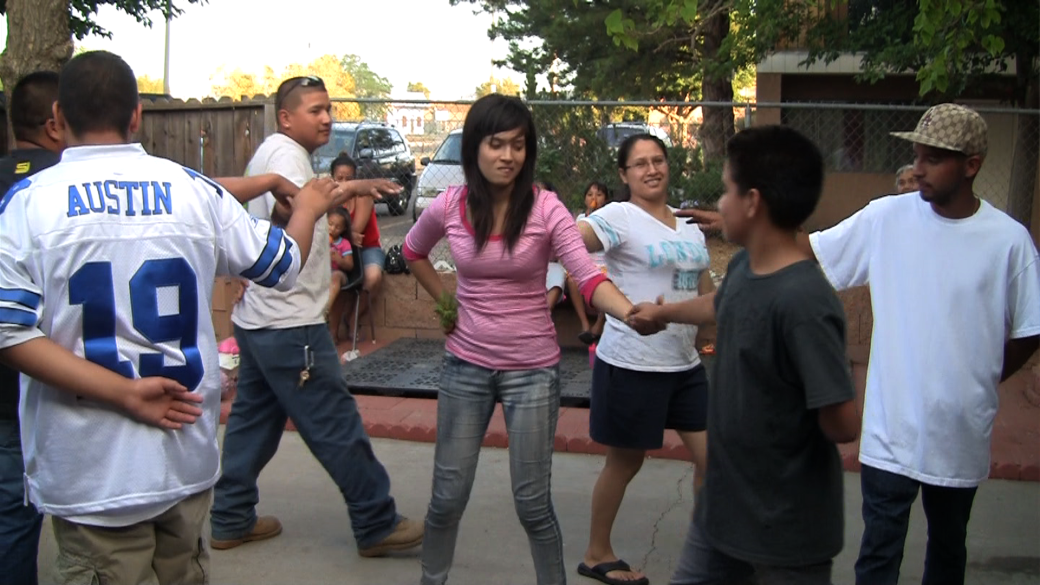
[232, 133, 330, 330]
[810, 193, 1040, 487]
[582, 202, 709, 372]
[0, 144, 303, 526]
[577, 212, 606, 268]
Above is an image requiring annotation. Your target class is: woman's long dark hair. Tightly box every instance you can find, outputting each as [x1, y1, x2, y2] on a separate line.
[461, 94, 538, 252]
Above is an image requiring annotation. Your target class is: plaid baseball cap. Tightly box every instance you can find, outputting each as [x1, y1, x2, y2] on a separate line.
[891, 103, 988, 157]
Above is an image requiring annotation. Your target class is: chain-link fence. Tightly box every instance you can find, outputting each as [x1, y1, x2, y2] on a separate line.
[321, 98, 1038, 268]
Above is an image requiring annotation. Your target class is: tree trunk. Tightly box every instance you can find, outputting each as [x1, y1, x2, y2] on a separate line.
[1006, 48, 1038, 230]
[698, 1, 734, 163]
[1, 0, 73, 152]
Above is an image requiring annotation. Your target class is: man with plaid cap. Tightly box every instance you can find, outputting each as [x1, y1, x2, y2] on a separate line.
[802, 103, 1040, 584]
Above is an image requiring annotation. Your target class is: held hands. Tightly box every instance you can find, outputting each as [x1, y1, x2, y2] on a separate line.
[625, 295, 668, 336]
[121, 377, 204, 430]
[351, 230, 364, 248]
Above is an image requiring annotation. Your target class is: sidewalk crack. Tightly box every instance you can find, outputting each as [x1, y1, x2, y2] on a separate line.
[640, 464, 694, 570]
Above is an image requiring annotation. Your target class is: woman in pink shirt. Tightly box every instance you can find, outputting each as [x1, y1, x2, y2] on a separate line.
[404, 95, 650, 585]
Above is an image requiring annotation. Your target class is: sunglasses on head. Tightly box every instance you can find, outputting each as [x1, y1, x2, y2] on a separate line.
[278, 75, 326, 108]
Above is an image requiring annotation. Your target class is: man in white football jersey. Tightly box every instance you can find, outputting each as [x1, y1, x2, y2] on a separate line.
[0, 50, 365, 585]
[210, 74, 425, 558]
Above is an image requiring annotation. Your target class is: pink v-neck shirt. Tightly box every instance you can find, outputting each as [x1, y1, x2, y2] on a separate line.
[404, 186, 609, 370]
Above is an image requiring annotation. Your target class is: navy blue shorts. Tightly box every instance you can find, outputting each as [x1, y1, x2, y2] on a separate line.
[589, 357, 709, 450]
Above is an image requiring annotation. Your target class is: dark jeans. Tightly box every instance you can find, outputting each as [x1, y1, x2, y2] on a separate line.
[0, 416, 42, 585]
[211, 324, 398, 549]
[855, 464, 977, 585]
[670, 520, 833, 585]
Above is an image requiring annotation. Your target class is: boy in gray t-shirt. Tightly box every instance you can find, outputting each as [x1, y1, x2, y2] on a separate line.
[628, 125, 859, 584]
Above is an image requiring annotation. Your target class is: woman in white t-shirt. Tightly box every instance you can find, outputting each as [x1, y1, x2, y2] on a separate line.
[575, 134, 713, 585]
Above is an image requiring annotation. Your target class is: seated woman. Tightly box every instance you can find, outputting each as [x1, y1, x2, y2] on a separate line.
[329, 155, 384, 342]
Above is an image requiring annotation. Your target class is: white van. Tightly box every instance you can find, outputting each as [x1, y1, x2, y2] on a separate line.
[412, 129, 464, 221]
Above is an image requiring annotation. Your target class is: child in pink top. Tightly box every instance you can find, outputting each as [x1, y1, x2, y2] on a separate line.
[403, 94, 654, 585]
[325, 207, 354, 338]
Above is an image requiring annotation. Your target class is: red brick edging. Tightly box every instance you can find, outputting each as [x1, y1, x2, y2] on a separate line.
[219, 395, 1038, 482]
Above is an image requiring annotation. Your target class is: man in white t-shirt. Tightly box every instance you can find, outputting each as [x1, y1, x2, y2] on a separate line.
[804, 103, 1040, 585]
[210, 76, 424, 558]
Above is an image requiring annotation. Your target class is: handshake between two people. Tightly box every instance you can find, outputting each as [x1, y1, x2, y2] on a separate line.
[623, 295, 670, 336]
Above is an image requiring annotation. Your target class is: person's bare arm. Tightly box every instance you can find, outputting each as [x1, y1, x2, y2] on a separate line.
[409, 257, 454, 333]
[352, 195, 375, 236]
[630, 293, 717, 329]
[331, 249, 354, 272]
[675, 208, 723, 233]
[1002, 335, 1039, 383]
[817, 400, 860, 444]
[215, 174, 297, 205]
[576, 221, 605, 253]
[0, 337, 203, 429]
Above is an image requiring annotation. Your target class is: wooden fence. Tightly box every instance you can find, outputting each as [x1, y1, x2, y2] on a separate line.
[135, 97, 277, 178]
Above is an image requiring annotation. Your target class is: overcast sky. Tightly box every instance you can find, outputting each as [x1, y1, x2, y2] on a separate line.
[0, 0, 516, 99]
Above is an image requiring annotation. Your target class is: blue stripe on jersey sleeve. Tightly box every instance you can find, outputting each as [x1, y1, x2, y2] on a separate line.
[240, 227, 283, 280]
[257, 237, 295, 287]
[0, 178, 32, 215]
[182, 167, 224, 197]
[0, 287, 41, 310]
[0, 307, 37, 326]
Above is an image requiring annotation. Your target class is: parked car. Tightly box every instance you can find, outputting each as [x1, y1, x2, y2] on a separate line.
[412, 129, 464, 221]
[311, 121, 416, 216]
[596, 122, 673, 149]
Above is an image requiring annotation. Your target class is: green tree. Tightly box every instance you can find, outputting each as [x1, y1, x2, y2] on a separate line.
[406, 81, 431, 99]
[798, 0, 1037, 226]
[0, 0, 207, 40]
[137, 74, 165, 94]
[474, 75, 521, 97]
[451, 0, 786, 160]
[341, 54, 392, 98]
[0, 0, 204, 134]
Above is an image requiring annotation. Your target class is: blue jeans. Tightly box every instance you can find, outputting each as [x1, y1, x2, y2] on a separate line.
[211, 324, 398, 549]
[670, 520, 833, 585]
[0, 416, 42, 585]
[855, 464, 977, 585]
[421, 353, 564, 585]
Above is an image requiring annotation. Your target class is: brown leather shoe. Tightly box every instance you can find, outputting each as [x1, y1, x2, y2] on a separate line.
[358, 517, 424, 557]
[210, 516, 283, 550]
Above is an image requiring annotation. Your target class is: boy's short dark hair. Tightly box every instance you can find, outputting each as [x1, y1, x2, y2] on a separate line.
[58, 51, 138, 138]
[725, 125, 824, 230]
[10, 71, 60, 141]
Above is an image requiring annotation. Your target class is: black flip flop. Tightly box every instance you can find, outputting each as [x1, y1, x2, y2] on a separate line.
[577, 560, 649, 585]
[578, 331, 597, 346]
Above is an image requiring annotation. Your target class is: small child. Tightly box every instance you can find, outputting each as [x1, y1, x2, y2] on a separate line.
[629, 125, 860, 584]
[326, 207, 354, 337]
[570, 181, 610, 344]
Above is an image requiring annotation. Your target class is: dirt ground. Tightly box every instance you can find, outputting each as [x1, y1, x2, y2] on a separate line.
[706, 235, 742, 282]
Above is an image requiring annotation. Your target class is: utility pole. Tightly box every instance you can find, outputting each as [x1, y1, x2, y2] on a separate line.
[163, 0, 172, 95]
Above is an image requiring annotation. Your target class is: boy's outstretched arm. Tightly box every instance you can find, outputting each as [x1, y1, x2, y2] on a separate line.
[0, 338, 203, 430]
[817, 400, 860, 444]
[627, 292, 717, 330]
[1002, 335, 1039, 383]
